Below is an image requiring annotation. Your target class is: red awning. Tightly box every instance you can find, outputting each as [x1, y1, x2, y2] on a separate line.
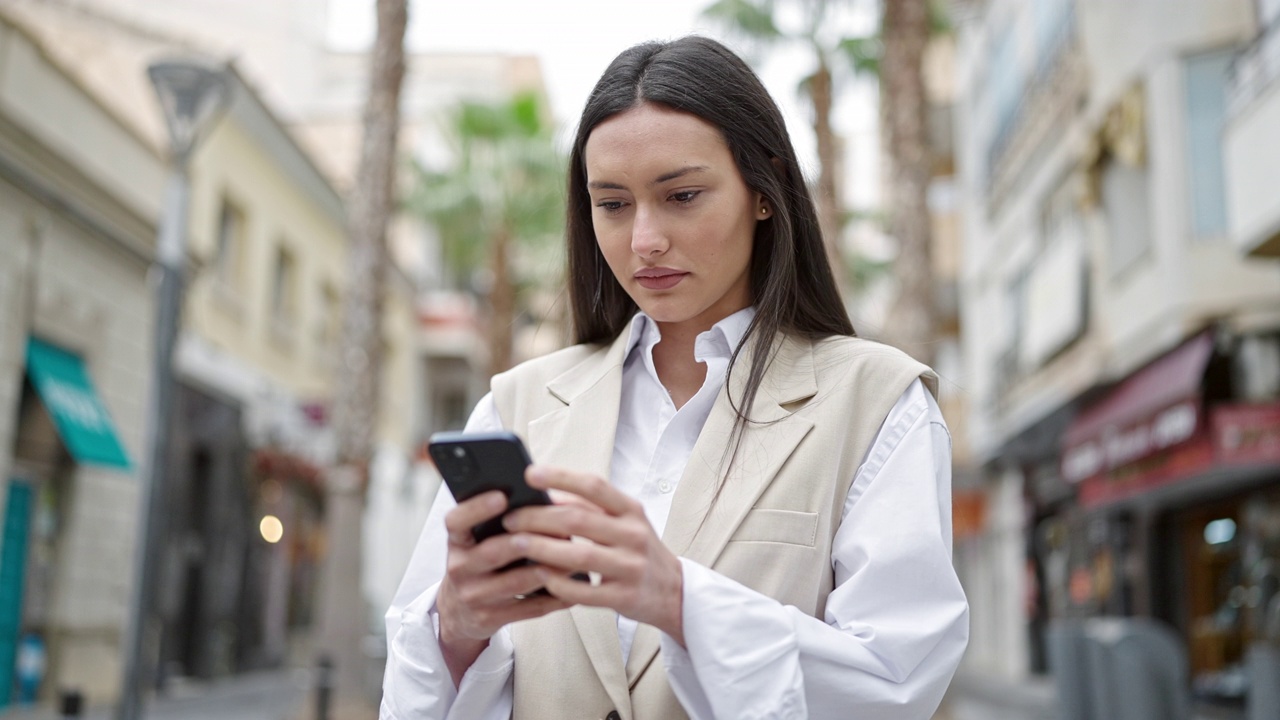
[1061, 330, 1215, 483]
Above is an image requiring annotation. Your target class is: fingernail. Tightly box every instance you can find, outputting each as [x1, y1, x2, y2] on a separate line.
[534, 567, 548, 581]
[488, 493, 506, 510]
[511, 534, 528, 550]
[527, 466, 546, 486]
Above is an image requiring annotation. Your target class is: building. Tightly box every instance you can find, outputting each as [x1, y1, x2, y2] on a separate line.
[0, 8, 161, 708]
[951, 0, 1280, 711]
[0, 0, 423, 709]
[54, 1, 552, 639]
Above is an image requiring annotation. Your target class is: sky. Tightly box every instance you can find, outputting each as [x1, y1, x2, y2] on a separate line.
[327, 0, 883, 210]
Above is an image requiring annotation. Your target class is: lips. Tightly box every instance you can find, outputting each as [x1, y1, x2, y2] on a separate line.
[634, 267, 688, 290]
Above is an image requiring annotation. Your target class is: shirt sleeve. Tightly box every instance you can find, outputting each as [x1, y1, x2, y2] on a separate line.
[380, 393, 518, 720]
[659, 379, 970, 720]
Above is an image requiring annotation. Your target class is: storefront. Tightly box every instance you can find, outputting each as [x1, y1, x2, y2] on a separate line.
[0, 338, 132, 707]
[1053, 328, 1280, 708]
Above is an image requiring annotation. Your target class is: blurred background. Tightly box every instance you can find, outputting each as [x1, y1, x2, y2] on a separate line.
[0, 0, 1277, 719]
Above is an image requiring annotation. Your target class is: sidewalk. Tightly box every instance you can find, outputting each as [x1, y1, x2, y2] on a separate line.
[935, 672, 1059, 720]
[0, 669, 312, 720]
[935, 672, 1249, 720]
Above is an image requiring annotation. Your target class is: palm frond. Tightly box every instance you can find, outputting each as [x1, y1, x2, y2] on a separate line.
[837, 35, 882, 77]
[700, 0, 783, 41]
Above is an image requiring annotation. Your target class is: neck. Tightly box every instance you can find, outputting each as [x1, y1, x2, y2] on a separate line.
[650, 320, 713, 410]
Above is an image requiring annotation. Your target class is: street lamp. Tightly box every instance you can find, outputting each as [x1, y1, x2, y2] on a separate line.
[117, 57, 230, 720]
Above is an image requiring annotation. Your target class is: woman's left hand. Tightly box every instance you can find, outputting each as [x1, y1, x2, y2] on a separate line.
[502, 464, 685, 647]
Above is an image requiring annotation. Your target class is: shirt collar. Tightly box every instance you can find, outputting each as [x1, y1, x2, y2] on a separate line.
[622, 307, 757, 364]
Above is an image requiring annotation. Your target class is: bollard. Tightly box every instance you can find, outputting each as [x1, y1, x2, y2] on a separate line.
[58, 689, 83, 719]
[316, 655, 333, 720]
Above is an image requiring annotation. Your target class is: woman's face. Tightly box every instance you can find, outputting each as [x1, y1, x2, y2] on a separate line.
[584, 103, 764, 333]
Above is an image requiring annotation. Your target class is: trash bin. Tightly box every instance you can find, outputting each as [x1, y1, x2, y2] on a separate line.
[1048, 617, 1191, 720]
[1246, 642, 1280, 720]
[1083, 617, 1190, 720]
[1047, 619, 1093, 720]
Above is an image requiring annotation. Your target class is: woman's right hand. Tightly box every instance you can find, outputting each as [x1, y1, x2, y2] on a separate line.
[436, 490, 570, 686]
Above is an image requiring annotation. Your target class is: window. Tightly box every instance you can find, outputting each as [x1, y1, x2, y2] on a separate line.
[1033, 0, 1075, 78]
[1102, 159, 1152, 276]
[987, 28, 1023, 169]
[1022, 177, 1087, 367]
[214, 198, 245, 288]
[1184, 49, 1234, 239]
[315, 282, 341, 369]
[1260, 0, 1280, 28]
[270, 245, 298, 327]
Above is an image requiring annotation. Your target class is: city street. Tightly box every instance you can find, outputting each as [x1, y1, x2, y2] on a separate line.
[0, 671, 309, 720]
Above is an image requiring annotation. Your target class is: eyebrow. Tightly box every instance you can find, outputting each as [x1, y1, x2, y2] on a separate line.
[587, 165, 710, 191]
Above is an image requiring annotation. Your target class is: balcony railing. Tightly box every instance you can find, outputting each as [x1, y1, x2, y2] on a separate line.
[1228, 17, 1280, 120]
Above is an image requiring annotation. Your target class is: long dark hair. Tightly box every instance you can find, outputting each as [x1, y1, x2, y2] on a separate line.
[566, 36, 854, 454]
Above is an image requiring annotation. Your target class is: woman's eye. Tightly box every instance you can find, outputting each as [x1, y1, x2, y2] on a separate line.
[596, 200, 627, 213]
[670, 190, 700, 204]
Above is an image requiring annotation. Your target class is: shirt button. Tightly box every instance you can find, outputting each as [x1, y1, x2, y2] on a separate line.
[659, 481, 671, 493]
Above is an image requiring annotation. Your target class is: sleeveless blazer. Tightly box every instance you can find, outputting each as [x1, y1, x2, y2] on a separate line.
[490, 330, 936, 720]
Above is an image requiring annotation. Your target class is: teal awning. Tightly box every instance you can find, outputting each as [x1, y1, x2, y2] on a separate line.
[25, 337, 132, 470]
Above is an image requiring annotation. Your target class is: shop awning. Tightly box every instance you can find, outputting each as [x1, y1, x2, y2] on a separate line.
[1061, 331, 1215, 484]
[25, 337, 132, 469]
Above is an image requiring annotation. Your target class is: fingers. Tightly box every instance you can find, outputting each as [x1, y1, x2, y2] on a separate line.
[527, 466, 639, 517]
[448, 532, 536, 577]
[509, 533, 640, 583]
[504, 503, 643, 549]
[444, 491, 508, 546]
[438, 567, 570, 643]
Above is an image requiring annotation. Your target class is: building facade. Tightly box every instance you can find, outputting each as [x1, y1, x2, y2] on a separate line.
[952, 0, 1280, 710]
[0, 0, 423, 708]
[0, 10, 161, 707]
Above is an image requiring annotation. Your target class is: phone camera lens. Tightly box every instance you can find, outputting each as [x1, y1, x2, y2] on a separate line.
[452, 447, 465, 458]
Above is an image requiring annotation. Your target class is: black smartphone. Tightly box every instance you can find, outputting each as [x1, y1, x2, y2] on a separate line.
[427, 430, 551, 543]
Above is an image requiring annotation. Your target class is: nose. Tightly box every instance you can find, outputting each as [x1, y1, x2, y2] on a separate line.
[630, 205, 668, 258]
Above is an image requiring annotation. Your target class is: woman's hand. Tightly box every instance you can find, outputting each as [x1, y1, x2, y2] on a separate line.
[502, 465, 686, 646]
[436, 490, 570, 686]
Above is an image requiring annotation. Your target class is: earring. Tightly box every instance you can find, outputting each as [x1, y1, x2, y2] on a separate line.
[759, 206, 770, 216]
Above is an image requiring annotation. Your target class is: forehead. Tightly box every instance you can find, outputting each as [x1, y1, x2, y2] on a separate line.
[584, 104, 731, 175]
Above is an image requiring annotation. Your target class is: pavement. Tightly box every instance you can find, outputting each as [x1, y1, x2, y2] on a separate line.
[0, 669, 327, 720]
[934, 672, 1059, 720]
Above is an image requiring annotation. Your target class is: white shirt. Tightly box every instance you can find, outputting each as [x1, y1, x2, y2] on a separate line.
[382, 310, 969, 720]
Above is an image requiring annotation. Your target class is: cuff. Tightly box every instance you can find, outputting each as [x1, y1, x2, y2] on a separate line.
[658, 558, 806, 720]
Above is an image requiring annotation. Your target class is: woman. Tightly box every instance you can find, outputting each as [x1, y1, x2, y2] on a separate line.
[383, 36, 967, 720]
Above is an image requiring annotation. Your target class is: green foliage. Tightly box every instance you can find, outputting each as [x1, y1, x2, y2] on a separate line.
[837, 35, 882, 77]
[700, 0, 782, 41]
[407, 91, 565, 289]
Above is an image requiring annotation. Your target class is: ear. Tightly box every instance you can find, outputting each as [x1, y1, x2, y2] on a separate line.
[754, 193, 772, 220]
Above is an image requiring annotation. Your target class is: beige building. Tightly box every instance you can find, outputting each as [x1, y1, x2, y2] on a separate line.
[49, 2, 553, 664]
[0, 0, 421, 706]
[949, 0, 1280, 714]
[0, 7, 160, 707]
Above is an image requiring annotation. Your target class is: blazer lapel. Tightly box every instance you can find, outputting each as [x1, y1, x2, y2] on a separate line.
[524, 330, 634, 718]
[627, 334, 818, 683]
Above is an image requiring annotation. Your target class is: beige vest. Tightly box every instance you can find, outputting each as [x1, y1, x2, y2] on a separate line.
[490, 330, 935, 720]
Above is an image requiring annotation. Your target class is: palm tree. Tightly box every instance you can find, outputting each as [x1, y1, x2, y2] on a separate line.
[409, 92, 565, 377]
[881, 0, 936, 364]
[321, 0, 407, 702]
[701, 0, 879, 290]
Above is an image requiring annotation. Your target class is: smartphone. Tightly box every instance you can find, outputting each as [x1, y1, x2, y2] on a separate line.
[427, 430, 550, 543]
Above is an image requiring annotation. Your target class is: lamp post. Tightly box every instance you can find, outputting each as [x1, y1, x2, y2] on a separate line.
[116, 58, 230, 720]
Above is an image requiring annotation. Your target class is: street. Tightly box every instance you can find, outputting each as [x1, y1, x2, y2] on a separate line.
[0, 670, 309, 720]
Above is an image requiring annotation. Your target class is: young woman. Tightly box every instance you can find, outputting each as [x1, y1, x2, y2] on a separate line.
[383, 36, 968, 720]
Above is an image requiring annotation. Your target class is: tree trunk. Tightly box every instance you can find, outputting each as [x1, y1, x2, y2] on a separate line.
[810, 55, 846, 289]
[317, 0, 407, 706]
[488, 225, 515, 377]
[882, 0, 935, 365]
